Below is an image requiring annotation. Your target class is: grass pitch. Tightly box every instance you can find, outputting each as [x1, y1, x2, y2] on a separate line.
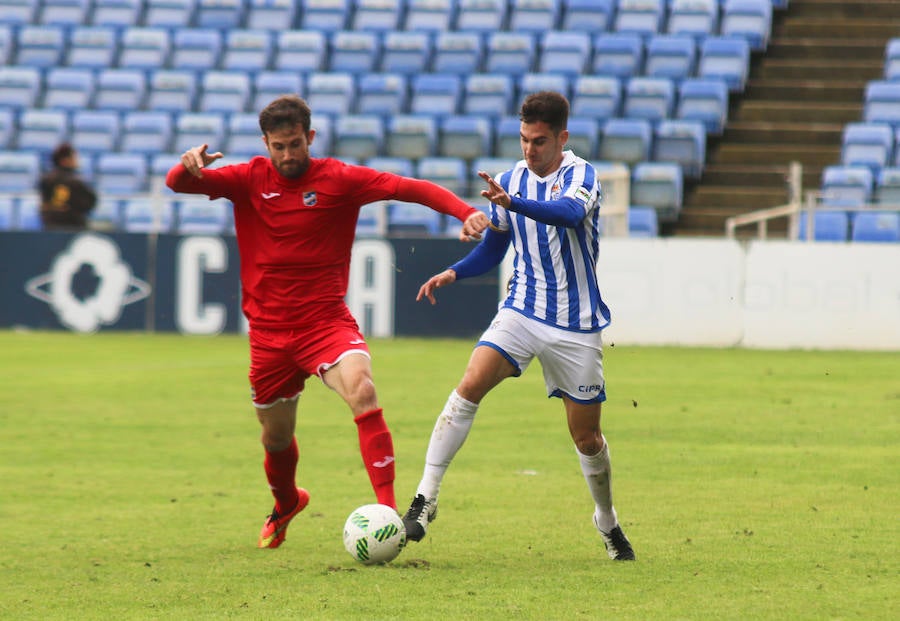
[0, 331, 897, 620]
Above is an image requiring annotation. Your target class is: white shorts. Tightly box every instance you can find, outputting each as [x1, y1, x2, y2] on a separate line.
[476, 307, 606, 404]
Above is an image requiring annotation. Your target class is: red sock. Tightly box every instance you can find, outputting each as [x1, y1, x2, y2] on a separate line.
[354, 408, 396, 509]
[263, 437, 299, 514]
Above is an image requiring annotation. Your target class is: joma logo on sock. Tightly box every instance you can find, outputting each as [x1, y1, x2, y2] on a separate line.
[373, 456, 395, 468]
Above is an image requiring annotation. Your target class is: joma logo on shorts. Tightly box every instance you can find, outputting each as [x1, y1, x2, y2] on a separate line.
[578, 385, 603, 392]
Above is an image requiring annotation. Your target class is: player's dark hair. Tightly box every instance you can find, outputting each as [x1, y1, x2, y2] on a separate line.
[259, 95, 312, 135]
[520, 91, 569, 135]
[51, 142, 76, 167]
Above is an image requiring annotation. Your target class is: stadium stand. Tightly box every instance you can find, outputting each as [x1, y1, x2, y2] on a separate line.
[90, 0, 141, 27]
[387, 200, 444, 236]
[599, 118, 654, 167]
[614, 0, 666, 38]
[352, 0, 403, 33]
[560, 0, 613, 32]
[644, 35, 698, 83]
[410, 73, 462, 117]
[0, 108, 13, 149]
[144, 0, 197, 29]
[253, 71, 303, 111]
[518, 72, 570, 105]
[306, 71, 356, 117]
[676, 78, 729, 135]
[39, 0, 91, 26]
[89, 197, 124, 230]
[509, 0, 561, 34]
[592, 33, 645, 80]
[70, 109, 121, 154]
[226, 113, 265, 156]
[330, 30, 381, 75]
[565, 117, 600, 160]
[432, 31, 484, 75]
[16, 108, 69, 153]
[885, 38, 900, 81]
[148, 69, 198, 112]
[797, 211, 849, 242]
[721, 0, 773, 52]
[456, 0, 508, 34]
[0, 0, 37, 25]
[43, 68, 95, 111]
[820, 165, 875, 208]
[571, 75, 621, 122]
[356, 73, 408, 117]
[273, 29, 327, 73]
[15, 24, 65, 68]
[94, 68, 146, 111]
[245, 0, 295, 31]
[495, 116, 523, 159]
[173, 112, 226, 154]
[120, 111, 173, 154]
[0, 150, 40, 192]
[462, 73, 514, 119]
[121, 196, 175, 232]
[862, 81, 900, 127]
[438, 115, 493, 160]
[697, 36, 752, 92]
[416, 156, 468, 196]
[299, 0, 352, 33]
[404, 0, 456, 32]
[95, 153, 150, 194]
[840, 123, 894, 175]
[538, 31, 592, 79]
[653, 119, 707, 180]
[875, 168, 900, 205]
[195, 0, 246, 29]
[16, 194, 41, 230]
[666, 0, 719, 40]
[333, 114, 385, 160]
[385, 114, 437, 159]
[365, 156, 415, 177]
[851, 211, 900, 243]
[221, 29, 273, 74]
[485, 32, 536, 77]
[177, 196, 231, 234]
[198, 71, 252, 114]
[630, 162, 684, 222]
[380, 31, 432, 76]
[622, 76, 676, 124]
[66, 26, 117, 70]
[628, 206, 660, 237]
[118, 27, 171, 71]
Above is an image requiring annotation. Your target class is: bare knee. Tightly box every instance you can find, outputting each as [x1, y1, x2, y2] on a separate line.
[572, 430, 603, 456]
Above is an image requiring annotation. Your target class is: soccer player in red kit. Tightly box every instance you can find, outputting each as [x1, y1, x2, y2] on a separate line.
[166, 95, 489, 549]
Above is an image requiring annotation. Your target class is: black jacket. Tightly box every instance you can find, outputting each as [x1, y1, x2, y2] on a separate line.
[38, 165, 98, 230]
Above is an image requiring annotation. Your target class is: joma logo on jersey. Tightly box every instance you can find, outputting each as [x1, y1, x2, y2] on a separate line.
[578, 384, 604, 393]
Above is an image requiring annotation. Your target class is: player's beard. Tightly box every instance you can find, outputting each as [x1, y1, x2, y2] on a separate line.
[278, 159, 309, 179]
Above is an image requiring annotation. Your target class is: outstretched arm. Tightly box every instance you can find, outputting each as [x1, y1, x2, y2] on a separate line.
[166, 143, 224, 191]
[478, 170, 586, 228]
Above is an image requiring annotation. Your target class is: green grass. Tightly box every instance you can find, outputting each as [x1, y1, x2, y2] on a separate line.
[0, 331, 897, 620]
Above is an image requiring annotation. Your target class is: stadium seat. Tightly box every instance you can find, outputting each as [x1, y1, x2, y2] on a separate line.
[355, 201, 386, 237]
[149, 152, 181, 190]
[599, 118, 654, 166]
[226, 113, 265, 156]
[309, 113, 333, 157]
[697, 36, 752, 93]
[221, 29, 273, 74]
[90, 0, 141, 27]
[840, 123, 894, 175]
[495, 116, 524, 159]
[566, 117, 600, 159]
[356, 73, 408, 117]
[380, 31, 432, 76]
[120, 111, 173, 154]
[797, 210, 849, 242]
[253, 71, 303, 112]
[387, 200, 444, 236]
[177, 197, 231, 234]
[43, 68, 95, 111]
[0, 150, 40, 192]
[385, 115, 438, 159]
[39, 0, 91, 26]
[299, 0, 352, 33]
[462, 73, 514, 119]
[863, 81, 900, 127]
[614, 0, 665, 38]
[15, 25, 66, 68]
[0, 66, 41, 109]
[509, 0, 561, 34]
[0, 24, 11, 64]
[366, 156, 414, 177]
[122, 197, 175, 232]
[644, 35, 698, 83]
[539, 31, 592, 79]
[628, 206, 659, 237]
[0, 196, 15, 229]
[306, 71, 356, 117]
[622, 77, 676, 124]
[89, 197, 124, 230]
[352, 0, 403, 32]
[630, 161, 684, 222]
[171, 28, 222, 73]
[667, 0, 719, 40]
[592, 33, 645, 79]
[653, 119, 707, 179]
[330, 30, 381, 75]
[15, 195, 41, 231]
[439, 115, 493, 160]
[404, 0, 456, 32]
[485, 32, 536, 77]
[144, 0, 197, 28]
[884, 38, 900, 81]
[433, 31, 484, 76]
[519, 72, 570, 105]
[245, 0, 296, 30]
[147, 69, 197, 112]
[456, 0, 508, 33]
[195, 0, 245, 28]
[66, 26, 117, 70]
[851, 211, 900, 243]
[273, 30, 327, 74]
[560, 0, 613, 32]
[199, 71, 252, 114]
[118, 27, 171, 71]
[94, 68, 147, 111]
[16, 109, 69, 153]
[470, 156, 516, 190]
[174, 112, 226, 154]
[95, 153, 150, 194]
[820, 165, 874, 207]
[0, 108, 12, 148]
[411, 73, 462, 118]
[416, 157, 468, 196]
[70, 110, 121, 155]
[676, 78, 729, 135]
[0, 0, 36, 25]
[571, 75, 621, 122]
[333, 115, 384, 160]
[875, 167, 900, 205]
[721, 0, 772, 52]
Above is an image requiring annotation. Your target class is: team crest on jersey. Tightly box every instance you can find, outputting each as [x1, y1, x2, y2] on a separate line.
[303, 191, 317, 206]
[550, 182, 561, 200]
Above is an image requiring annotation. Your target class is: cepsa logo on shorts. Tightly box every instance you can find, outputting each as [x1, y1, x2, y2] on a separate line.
[578, 385, 604, 393]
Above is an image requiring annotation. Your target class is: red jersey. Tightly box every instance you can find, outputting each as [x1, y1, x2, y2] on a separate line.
[167, 156, 476, 329]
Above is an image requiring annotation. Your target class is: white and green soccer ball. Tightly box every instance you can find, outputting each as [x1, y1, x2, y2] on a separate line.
[343, 503, 407, 565]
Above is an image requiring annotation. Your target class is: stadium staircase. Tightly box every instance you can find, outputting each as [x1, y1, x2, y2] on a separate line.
[673, 0, 900, 237]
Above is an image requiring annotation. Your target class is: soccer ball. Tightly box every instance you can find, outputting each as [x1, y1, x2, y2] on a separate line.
[343, 503, 407, 565]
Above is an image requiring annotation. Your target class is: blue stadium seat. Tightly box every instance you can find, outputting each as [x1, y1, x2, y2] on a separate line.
[676, 78, 729, 135]
[797, 210, 849, 242]
[416, 157, 468, 196]
[486, 32, 536, 77]
[0, 66, 41, 109]
[721, 0, 772, 52]
[16, 109, 69, 153]
[380, 31, 432, 76]
[147, 69, 197, 112]
[509, 0, 561, 34]
[698, 36, 751, 92]
[43, 68, 95, 111]
[592, 33, 645, 79]
[89, 0, 141, 27]
[309, 113, 333, 157]
[39, 0, 91, 26]
[518, 72, 570, 104]
[177, 196, 231, 234]
[644, 35, 698, 83]
[571, 75, 621, 122]
[0, 150, 40, 192]
[226, 113, 265, 156]
[356, 73, 408, 117]
[456, 0, 508, 33]
[667, 0, 719, 40]
[273, 30, 326, 73]
[875, 167, 900, 205]
[299, 0, 351, 33]
[470, 156, 517, 191]
[495, 116, 524, 159]
[195, 0, 245, 28]
[89, 197, 124, 230]
[560, 0, 613, 32]
[15, 195, 41, 231]
[653, 119, 706, 179]
[614, 0, 665, 38]
[333, 115, 385, 160]
[851, 211, 900, 243]
[623, 76, 676, 124]
[0, 107, 13, 148]
[118, 27, 171, 71]
[221, 29, 273, 74]
[352, 0, 403, 32]
[246, 0, 296, 30]
[329, 30, 381, 75]
[199, 71, 252, 114]
[463, 73, 514, 119]
[171, 28, 222, 73]
[95, 153, 150, 194]
[174, 112, 226, 154]
[306, 71, 356, 116]
[599, 118, 654, 166]
[356, 201, 387, 237]
[411, 73, 462, 118]
[122, 196, 175, 232]
[566, 117, 600, 159]
[253, 71, 303, 112]
[385, 115, 438, 159]
[404, 0, 456, 32]
[863, 81, 900, 127]
[70, 110, 121, 155]
[539, 30, 591, 79]
[439, 115, 493, 160]
[0, 24, 11, 64]
[120, 110, 173, 154]
[387, 200, 444, 236]
[366, 156, 415, 177]
[15, 25, 66, 68]
[149, 152, 181, 190]
[630, 162, 684, 222]
[66, 26, 117, 70]
[94, 68, 147, 111]
[840, 123, 894, 175]
[144, 0, 197, 28]
[884, 38, 900, 81]
[820, 165, 874, 207]
[628, 206, 659, 237]
[0, 0, 36, 25]
[0, 195, 15, 229]
[433, 31, 484, 75]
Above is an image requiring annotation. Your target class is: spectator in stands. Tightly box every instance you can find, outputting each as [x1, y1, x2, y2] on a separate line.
[165, 95, 490, 549]
[401, 91, 635, 561]
[37, 143, 97, 231]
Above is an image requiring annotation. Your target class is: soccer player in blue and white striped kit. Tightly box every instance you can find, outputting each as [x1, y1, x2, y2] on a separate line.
[402, 91, 634, 560]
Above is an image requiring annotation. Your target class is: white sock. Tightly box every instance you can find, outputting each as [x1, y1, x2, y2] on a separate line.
[578, 437, 618, 533]
[416, 389, 479, 500]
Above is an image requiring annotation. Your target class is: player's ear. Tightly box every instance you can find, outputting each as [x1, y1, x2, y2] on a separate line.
[307, 129, 316, 146]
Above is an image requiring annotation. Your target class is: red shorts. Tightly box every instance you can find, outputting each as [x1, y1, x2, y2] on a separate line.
[248, 319, 370, 407]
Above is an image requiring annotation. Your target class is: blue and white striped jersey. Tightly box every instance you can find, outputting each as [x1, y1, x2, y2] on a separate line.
[491, 150, 611, 333]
